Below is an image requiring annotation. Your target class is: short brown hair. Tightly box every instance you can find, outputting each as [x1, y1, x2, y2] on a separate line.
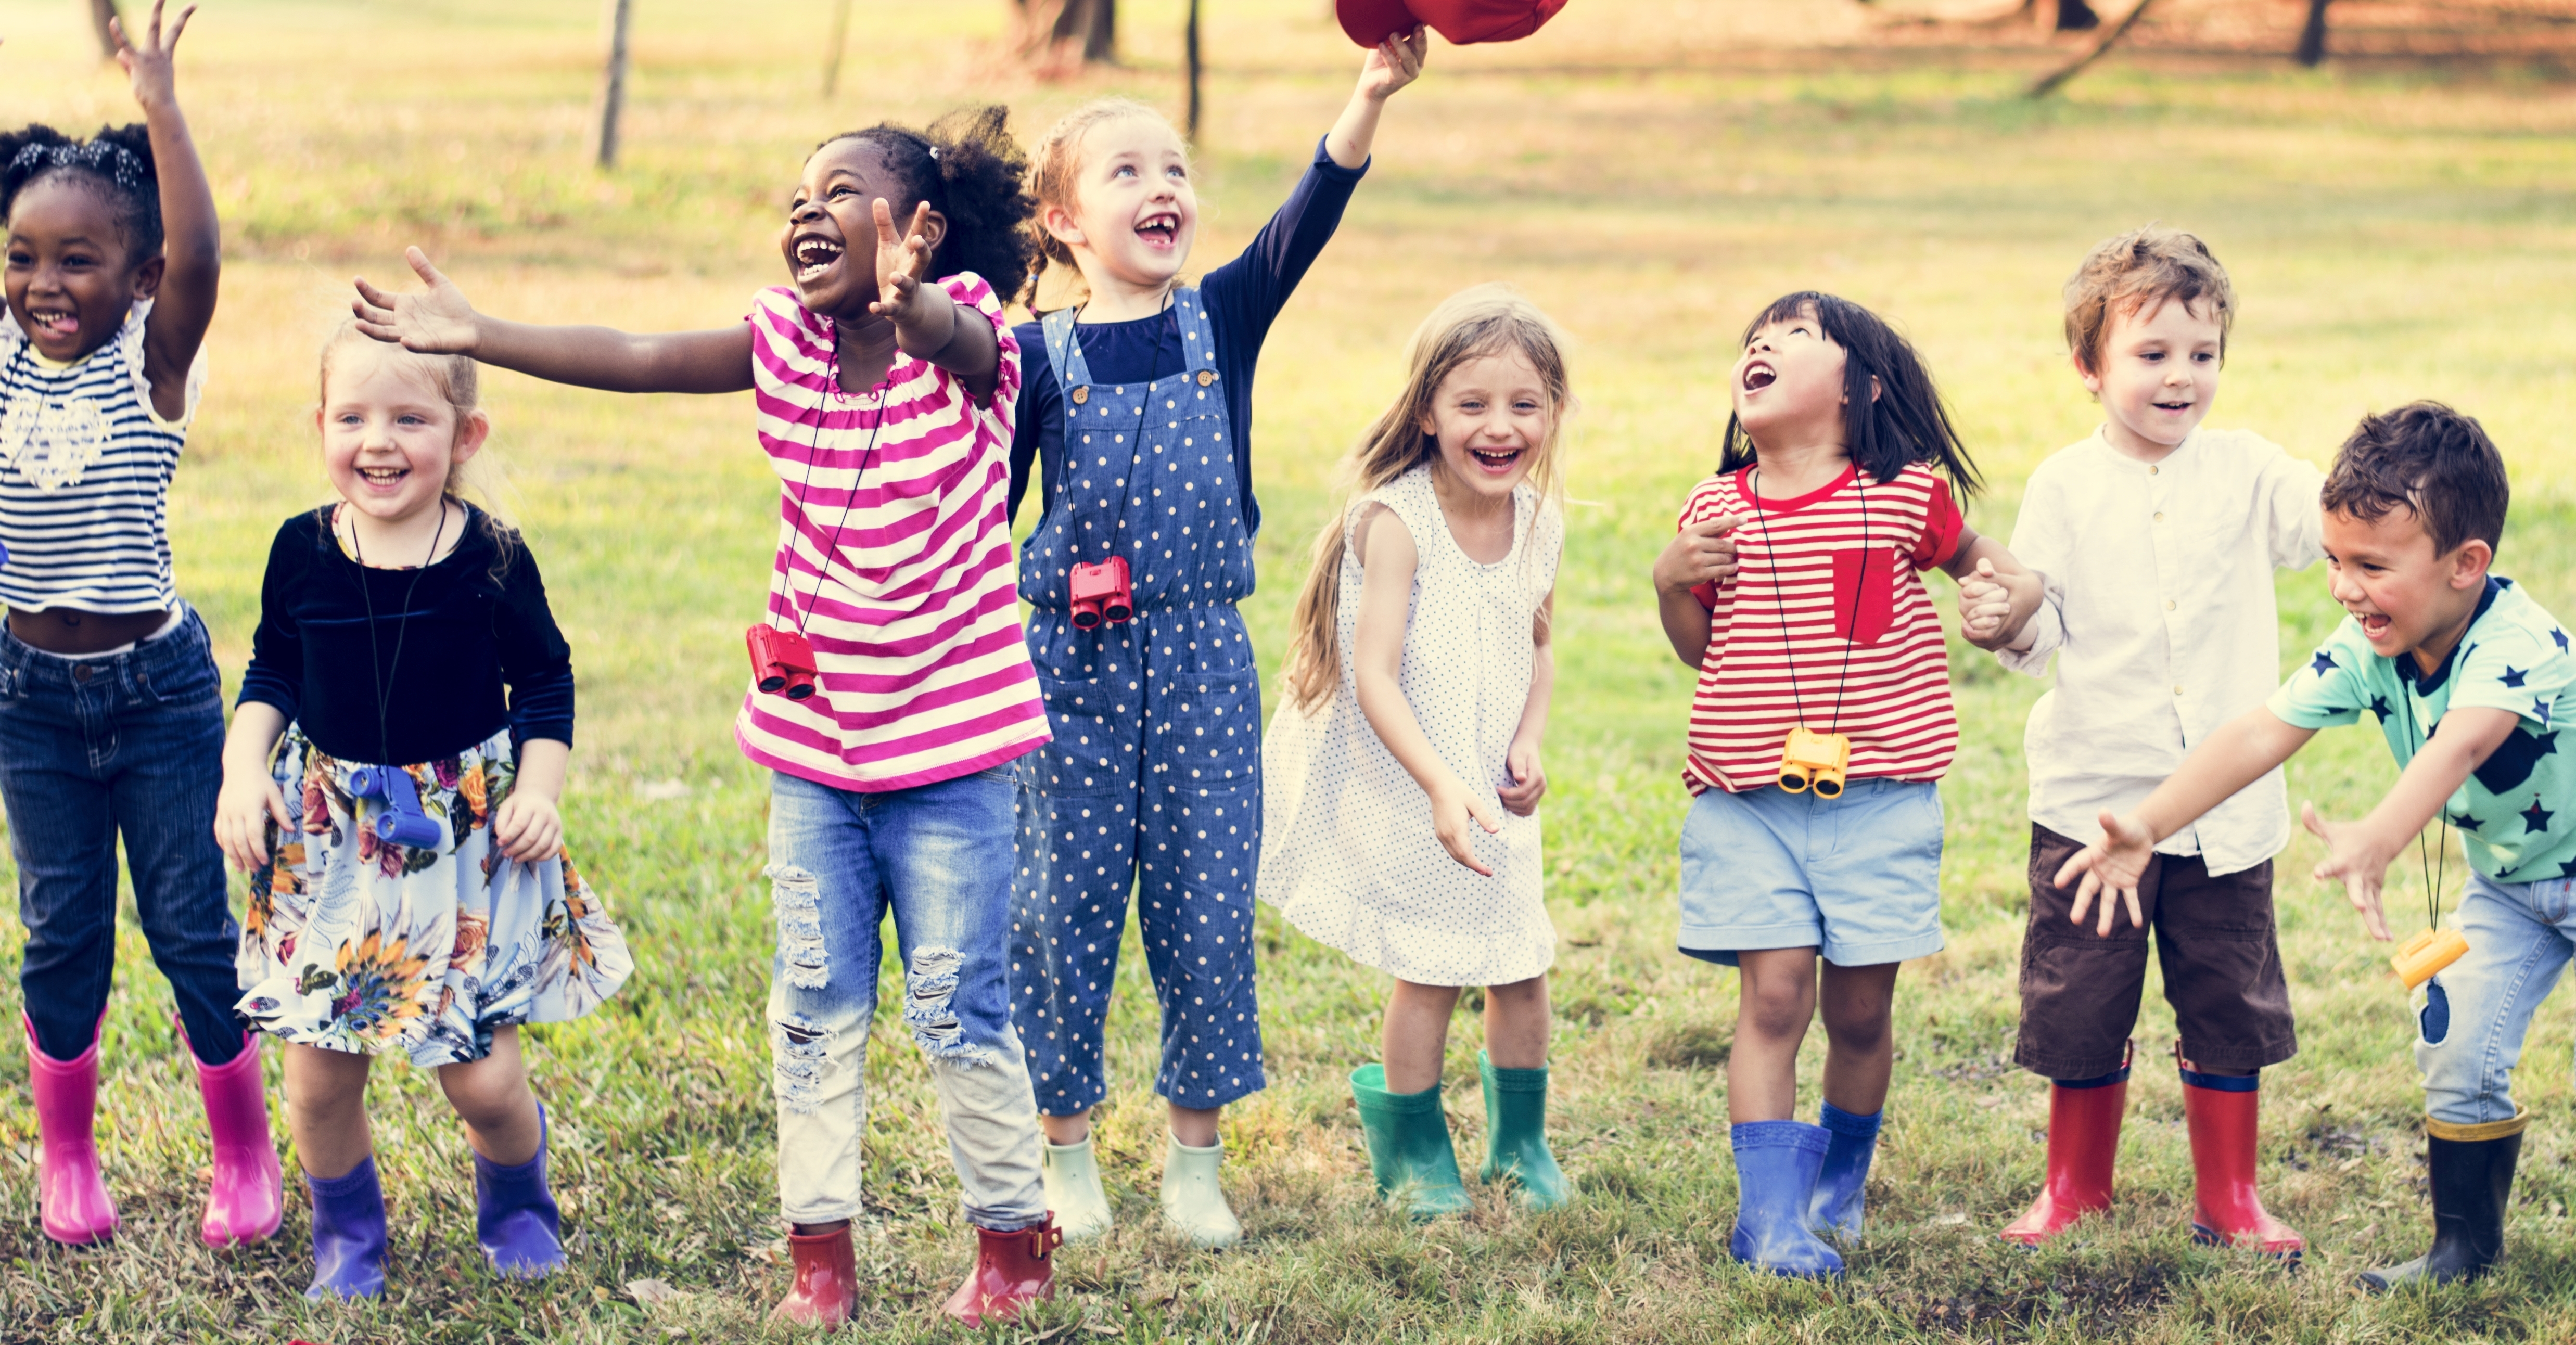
[2063, 225, 2235, 375]
[2322, 401, 2509, 557]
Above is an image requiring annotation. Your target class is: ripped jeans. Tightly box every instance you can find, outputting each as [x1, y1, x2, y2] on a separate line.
[766, 766, 1048, 1231]
[2416, 870, 2576, 1126]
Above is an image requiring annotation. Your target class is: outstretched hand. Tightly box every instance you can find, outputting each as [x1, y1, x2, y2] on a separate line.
[352, 247, 483, 353]
[2054, 809, 2151, 936]
[2303, 801, 2396, 941]
[1357, 27, 1429, 102]
[869, 198, 939, 325]
[112, 1, 195, 111]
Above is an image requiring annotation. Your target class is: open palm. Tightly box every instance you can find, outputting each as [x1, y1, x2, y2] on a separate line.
[352, 247, 483, 354]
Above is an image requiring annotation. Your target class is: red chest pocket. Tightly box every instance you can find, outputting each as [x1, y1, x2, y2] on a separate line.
[1829, 546, 1899, 646]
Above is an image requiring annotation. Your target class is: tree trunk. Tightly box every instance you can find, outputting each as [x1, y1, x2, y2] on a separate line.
[2028, 0, 2157, 98]
[87, 0, 121, 60]
[2022, 0, 2102, 33]
[2295, 0, 2330, 67]
[1015, 0, 1116, 65]
[1184, 0, 1203, 142]
[822, 0, 853, 96]
[596, 0, 634, 169]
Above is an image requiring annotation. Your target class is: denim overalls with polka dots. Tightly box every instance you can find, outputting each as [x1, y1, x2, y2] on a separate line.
[1008, 290, 1267, 1116]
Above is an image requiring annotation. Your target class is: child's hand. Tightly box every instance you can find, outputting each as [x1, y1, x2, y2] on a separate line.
[1957, 557, 2042, 650]
[492, 790, 564, 864]
[353, 248, 484, 354]
[870, 198, 938, 326]
[1357, 27, 1430, 103]
[1498, 740, 1547, 817]
[214, 770, 290, 873]
[2301, 801, 2396, 942]
[112, 2, 195, 112]
[1431, 780, 1502, 877]
[1653, 512, 1742, 597]
[2055, 809, 2151, 936]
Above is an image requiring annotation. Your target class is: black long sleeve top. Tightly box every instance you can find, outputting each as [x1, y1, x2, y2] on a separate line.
[237, 505, 575, 766]
[1006, 137, 1369, 539]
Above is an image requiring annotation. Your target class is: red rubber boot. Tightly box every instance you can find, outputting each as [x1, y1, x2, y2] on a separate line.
[2180, 1064, 2303, 1257]
[941, 1218, 1062, 1327]
[769, 1224, 857, 1327]
[2000, 1049, 2129, 1246]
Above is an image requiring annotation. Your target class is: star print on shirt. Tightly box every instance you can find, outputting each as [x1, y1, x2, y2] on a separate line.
[2521, 798, 2554, 835]
[2449, 811, 2484, 834]
[2310, 650, 2338, 676]
[2537, 698, 2557, 728]
[2561, 856, 2576, 879]
[2501, 665, 2529, 688]
[2555, 627, 2570, 653]
[2369, 694, 2394, 721]
[2474, 728, 2559, 796]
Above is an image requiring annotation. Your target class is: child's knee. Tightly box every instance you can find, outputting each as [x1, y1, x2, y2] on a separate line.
[1740, 981, 1813, 1039]
[439, 1057, 530, 1128]
[1821, 1004, 1892, 1054]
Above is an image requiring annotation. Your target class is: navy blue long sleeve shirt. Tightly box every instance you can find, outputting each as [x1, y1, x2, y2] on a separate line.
[1007, 138, 1369, 539]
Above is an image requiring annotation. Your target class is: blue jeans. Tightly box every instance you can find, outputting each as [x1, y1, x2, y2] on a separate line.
[0, 605, 243, 1064]
[2417, 870, 2576, 1125]
[765, 766, 1045, 1231]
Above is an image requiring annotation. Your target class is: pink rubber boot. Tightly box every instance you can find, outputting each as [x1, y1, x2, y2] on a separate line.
[23, 1011, 118, 1246]
[179, 1018, 285, 1247]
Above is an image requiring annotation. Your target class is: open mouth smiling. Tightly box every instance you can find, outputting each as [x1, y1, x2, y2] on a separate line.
[793, 235, 843, 283]
[1741, 360, 1777, 392]
[23, 307, 79, 340]
[1468, 445, 1523, 471]
[355, 465, 410, 489]
[1134, 211, 1180, 249]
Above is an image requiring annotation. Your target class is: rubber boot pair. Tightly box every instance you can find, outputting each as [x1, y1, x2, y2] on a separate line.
[305, 1103, 566, 1299]
[2360, 1108, 2527, 1290]
[1040, 1129, 1245, 1248]
[1729, 1121, 1842, 1277]
[773, 1217, 1064, 1327]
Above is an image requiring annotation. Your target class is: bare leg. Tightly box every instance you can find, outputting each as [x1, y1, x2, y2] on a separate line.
[1816, 960, 1902, 1116]
[283, 1042, 375, 1180]
[1383, 980, 1464, 1094]
[435, 1026, 542, 1167]
[1728, 949, 1818, 1124]
[1482, 974, 1550, 1070]
[1040, 1107, 1091, 1146]
[1168, 1102, 1220, 1148]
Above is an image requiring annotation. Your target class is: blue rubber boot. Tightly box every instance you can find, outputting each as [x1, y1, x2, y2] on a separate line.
[1808, 1101, 1882, 1238]
[474, 1103, 566, 1279]
[1729, 1121, 1843, 1278]
[1349, 1065, 1472, 1220]
[305, 1157, 388, 1300]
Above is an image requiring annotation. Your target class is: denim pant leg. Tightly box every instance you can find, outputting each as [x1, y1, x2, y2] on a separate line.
[767, 773, 887, 1226]
[2417, 873, 2576, 1126]
[110, 613, 243, 1064]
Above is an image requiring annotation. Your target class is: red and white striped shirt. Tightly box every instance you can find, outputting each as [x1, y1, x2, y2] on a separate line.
[734, 275, 1050, 793]
[1679, 462, 1963, 795]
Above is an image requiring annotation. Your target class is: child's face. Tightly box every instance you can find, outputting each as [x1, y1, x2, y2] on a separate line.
[3, 178, 159, 364]
[1047, 117, 1198, 294]
[2321, 505, 2492, 661]
[318, 344, 486, 529]
[1730, 307, 1851, 450]
[781, 140, 935, 321]
[2081, 297, 2221, 458]
[1421, 348, 1550, 502]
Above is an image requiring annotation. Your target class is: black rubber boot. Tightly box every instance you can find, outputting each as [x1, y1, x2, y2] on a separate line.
[2358, 1111, 2526, 1291]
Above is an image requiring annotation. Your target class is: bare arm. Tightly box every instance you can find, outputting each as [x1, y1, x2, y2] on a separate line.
[2054, 704, 2318, 933]
[1496, 593, 1555, 817]
[1651, 513, 1739, 666]
[353, 248, 756, 394]
[1350, 507, 1502, 876]
[2302, 706, 2519, 941]
[212, 701, 289, 871]
[1940, 526, 2045, 651]
[119, 3, 218, 421]
[491, 738, 570, 863]
[1324, 29, 1428, 169]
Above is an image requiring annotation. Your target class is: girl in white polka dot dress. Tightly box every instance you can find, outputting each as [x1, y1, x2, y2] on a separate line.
[1260, 285, 1570, 1217]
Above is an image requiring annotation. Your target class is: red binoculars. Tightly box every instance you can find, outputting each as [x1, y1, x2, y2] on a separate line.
[746, 624, 819, 700]
[1068, 556, 1133, 631]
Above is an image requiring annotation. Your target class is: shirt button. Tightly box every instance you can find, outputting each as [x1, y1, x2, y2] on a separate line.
[2153, 511, 2165, 521]
[2165, 599, 2177, 611]
[2174, 684, 2185, 695]
[2149, 465, 2160, 476]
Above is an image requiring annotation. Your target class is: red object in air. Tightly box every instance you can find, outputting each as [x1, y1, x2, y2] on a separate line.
[1337, 0, 1569, 46]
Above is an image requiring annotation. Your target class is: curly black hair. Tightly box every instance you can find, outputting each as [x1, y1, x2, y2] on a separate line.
[817, 107, 1036, 306]
[1, 122, 164, 261]
[1720, 291, 1984, 500]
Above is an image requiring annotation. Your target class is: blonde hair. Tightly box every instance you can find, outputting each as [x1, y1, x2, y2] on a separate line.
[1280, 284, 1573, 714]
[2063, 224, 2235, 376]
[1019, 97, 1188, 311]
[316, 321, 518, 559]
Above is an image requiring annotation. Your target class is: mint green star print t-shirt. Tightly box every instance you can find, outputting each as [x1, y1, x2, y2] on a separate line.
[2267, 578, 2576, 885]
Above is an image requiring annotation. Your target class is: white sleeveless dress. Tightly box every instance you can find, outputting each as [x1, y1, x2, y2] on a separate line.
[1260, 464, 1562, 987]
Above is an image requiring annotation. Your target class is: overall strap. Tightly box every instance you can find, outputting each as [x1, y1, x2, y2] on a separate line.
[1042, 303, 1091, 392]
[1172, 287, 1220, 381]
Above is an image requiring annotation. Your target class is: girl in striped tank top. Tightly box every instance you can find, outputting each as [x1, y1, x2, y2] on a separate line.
[1647, 292, 2044, 1278]
[349, 109, 1062, 1328]
[2, 5, 287, 1255]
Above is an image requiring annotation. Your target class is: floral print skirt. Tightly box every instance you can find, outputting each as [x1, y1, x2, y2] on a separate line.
[233, 724, 632, 1067]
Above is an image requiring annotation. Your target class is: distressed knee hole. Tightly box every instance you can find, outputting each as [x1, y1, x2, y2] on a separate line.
[2421, 980, 2451, 1045]
[770, 1014, 835, 1114]
[767, 862, 828, 990]
[904, 945, 993, 1065]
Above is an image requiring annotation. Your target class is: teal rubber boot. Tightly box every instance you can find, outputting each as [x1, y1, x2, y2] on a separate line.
[1477, 1052, 1572, 1211]
[1349, 1065, 1472, 1220]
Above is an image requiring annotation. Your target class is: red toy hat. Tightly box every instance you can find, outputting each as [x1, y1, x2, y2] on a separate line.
[1337, 0, 1569, 47]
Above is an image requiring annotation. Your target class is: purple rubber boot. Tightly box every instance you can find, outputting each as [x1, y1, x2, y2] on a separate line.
[305, 1157, 389, 1299]
[474, 1102, 565, 1279]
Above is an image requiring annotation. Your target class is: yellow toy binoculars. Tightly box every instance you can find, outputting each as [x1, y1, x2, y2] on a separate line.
[2392, 927, 2469, 990]
[1777, 727, 1850, 799]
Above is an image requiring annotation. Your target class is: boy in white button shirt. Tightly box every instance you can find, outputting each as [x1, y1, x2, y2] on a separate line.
[1965, 227, 2324, 1253]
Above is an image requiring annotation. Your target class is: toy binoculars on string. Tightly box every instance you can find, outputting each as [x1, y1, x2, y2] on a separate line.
[346, 765, 445, 849]
[2392, 927, 2470, 990]
[746, 625, 818, 700]
[1776, 727, 1850, 799]
[1068, 556, 1133, 631]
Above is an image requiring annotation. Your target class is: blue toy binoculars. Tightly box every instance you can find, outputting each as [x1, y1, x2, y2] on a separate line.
[347, 765, 446, 849]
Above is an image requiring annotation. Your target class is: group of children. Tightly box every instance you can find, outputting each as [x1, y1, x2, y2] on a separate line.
[3, 0, 2568, 1327]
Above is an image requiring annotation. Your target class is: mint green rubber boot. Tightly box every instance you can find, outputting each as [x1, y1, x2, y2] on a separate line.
[1349, 1065, 1472, 1220]
[1477, 1051, 1572, 1211]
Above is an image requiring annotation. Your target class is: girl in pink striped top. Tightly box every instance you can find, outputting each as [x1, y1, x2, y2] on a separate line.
[350, 108, 1062, 1329]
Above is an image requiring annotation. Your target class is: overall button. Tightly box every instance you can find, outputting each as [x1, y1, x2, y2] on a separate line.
[1072, 386, 1091, 405]
[1196, 370, 1215, 387]
[73, 664, 93, 683]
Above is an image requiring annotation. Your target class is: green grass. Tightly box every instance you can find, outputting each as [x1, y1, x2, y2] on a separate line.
[8, 1, 2576, 1339]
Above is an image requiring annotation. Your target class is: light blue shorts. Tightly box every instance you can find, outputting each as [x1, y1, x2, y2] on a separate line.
[1676, 776, 1946, 968]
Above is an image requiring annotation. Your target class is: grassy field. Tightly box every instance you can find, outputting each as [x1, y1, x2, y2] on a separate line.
[7, 1, 2576, 1340]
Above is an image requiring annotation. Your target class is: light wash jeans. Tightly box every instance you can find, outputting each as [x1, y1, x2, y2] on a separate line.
[2417, 870, 2576, 1125]
[766, 766, 1047, 1231]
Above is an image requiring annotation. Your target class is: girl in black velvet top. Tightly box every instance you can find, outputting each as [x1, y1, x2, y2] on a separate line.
[210, 324, 631, 1300]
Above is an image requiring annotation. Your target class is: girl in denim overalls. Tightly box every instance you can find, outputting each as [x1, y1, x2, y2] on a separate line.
[1003, 31, 1426, 1246]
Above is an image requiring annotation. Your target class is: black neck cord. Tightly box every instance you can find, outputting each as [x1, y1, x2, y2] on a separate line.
[2399, 674, 2450, 932]
[784, 348, 890, 638]
[344, 500, 448, 766]
[1750, 465, 1870, 734]
[1052, 312, 1159, 565]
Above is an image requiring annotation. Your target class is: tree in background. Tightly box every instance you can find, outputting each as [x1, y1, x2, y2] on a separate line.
[86, 0, 121, 60]
[2297, 0, 2331, 66]
[1016, 0, 1117, 66]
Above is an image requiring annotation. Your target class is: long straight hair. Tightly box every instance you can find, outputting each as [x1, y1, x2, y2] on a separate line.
[1279, 284, 1573, 714]
[1719, 292, 1982, 498]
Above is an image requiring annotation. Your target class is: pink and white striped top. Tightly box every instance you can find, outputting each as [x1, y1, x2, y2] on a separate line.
[733, 275, 1050, 793]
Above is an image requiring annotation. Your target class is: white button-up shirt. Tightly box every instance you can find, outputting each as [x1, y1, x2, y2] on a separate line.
[2000, 426, 2325, 876]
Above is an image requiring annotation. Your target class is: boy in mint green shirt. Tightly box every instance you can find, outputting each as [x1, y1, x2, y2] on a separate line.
[2057, 401, 2571, 1290]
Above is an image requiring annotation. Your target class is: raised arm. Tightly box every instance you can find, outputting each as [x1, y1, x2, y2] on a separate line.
[1324, 29, 1428, 170]
[1350, 505, 1501, 876]
[868, 199, 999, 402]
[353, 248, 755, 394]
[120, 3, 218, 421]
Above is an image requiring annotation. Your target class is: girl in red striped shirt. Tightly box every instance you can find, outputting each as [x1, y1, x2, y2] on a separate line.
[1649, 292, 2041, 1277]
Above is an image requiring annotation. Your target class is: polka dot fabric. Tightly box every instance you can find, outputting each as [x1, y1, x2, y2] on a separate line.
[1008, 291, 1267, 1115]
[1260, 464, 1563, 988]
